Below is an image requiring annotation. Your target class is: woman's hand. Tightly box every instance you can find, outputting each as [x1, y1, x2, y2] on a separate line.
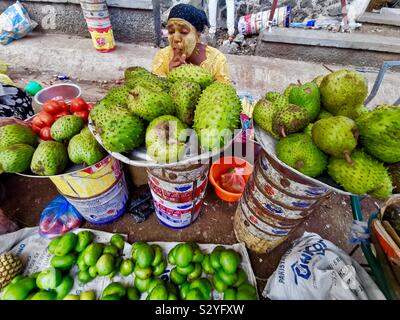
[169, 43, 187, 70]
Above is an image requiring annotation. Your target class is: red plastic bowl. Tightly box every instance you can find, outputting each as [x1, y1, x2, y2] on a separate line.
[209, 156, 253, 202]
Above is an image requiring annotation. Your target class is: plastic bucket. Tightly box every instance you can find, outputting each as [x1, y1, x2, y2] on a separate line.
[50, 155, 122, 198]
[65, 174, 128, 225]
[80, 1, 108, 11]
[82, 8, 110, 19]
[88, 26, 115, 52]
[85, 17, 112, 29]
[147, 162, 210, 229]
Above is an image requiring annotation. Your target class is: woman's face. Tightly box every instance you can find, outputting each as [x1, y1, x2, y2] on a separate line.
[167, 19, 199, 58]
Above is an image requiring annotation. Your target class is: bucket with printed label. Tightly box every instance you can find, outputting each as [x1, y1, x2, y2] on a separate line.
[88, 26, 115, 52]
[147, 162, 210, 229]
[64, 174, 128, 225]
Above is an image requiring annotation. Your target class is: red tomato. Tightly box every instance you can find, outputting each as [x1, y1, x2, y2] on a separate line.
[31, 124, 42, 134]
[39, 127, 52, 141]
[54, 111, 70, 120]
[43, 100, 64, 115]
[87, 103, 95, 111]
[73, 110, 89, 123]
[37, 111, 55, 127]
[70, 97, 88, 112]
[58, 100, 70, 113]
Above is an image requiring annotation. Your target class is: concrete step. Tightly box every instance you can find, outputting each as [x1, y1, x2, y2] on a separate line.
[260, 28, 400, 54]
[358, 12, 400, 27]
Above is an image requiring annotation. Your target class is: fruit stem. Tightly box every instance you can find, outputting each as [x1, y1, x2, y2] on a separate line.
[280, 127, 287, 138]
[322, 64, 334, 73]
[297, 80, 302, 86]
[344, 150, 354, 166]
[295, 160, 304, 169]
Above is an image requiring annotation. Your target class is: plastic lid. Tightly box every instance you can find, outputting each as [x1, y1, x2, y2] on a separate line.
[25, 80, 43, 96]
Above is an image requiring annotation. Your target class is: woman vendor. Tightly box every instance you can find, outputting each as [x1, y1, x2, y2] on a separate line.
[152, 3, 231, 84]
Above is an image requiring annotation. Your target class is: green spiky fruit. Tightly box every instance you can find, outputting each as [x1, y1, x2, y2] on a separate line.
[145, 115, 188, 163]
[328, 150, 393, 199]
[193, 82, 241, 151]
[127, 85, 175, 122]
[336, 104, 368, 120]
[312, 75, 325, 87]
[288, 82, 321, 121]
[101, 85, 130, 108]
[124, 66, 152, 81]
[169, 81, 201, 126]
[90, 101, 131, 130]
[0, 124, 37, 149]
[356, 106, 400, 163]
[276, 133, 327, 177]
[0, 144, 35, 173]
[319, 69, 368, 115]
[303, 123, 313, 136]
[30, 141, 68, 176]
[51, 115, 84, 142]
[283, 83, 297, 98]
[317, 109, 333, 120]
[312, 116, 358, 161]
[68, 128, 104, 165]
[101, 114, 145, 153]
[265, 91, 281, 102]
[167, 64, 214, 89]
[272, 104, 310, 137]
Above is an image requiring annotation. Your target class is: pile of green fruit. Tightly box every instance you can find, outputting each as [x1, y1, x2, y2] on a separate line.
[0, 120, 105, 176]
[90, 65, 242, 163]
[253, 69, 399, 199]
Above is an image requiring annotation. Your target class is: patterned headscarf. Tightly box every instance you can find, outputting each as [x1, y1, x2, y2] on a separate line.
[168, 4, 210, 32]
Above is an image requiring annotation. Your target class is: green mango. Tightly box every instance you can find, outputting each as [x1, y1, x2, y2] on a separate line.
[147, 278, 164, 294]
[88, 265, 98, 278]
[185, 288, 204, 300]
[50, 253, 77, 271]
[80, 291, 96, 300]
[189, 278, 212, 300]
[82, 243, 103, 267]
[131, 241, 147, 260]
[176, 263, 194, 276]
[192, 248, 204, 263]
[210, 246, 225, 270]
[110, 234, 125, 251]
[147, 284, 168, 300]
[212, 272, 228, 293]
[120, 259, 134, 276]
[168, 292, 178, 300]
[30, 290, 57, 300]
[170, 267, 186, 285]
[63, 294, 80, 300]
[174, 243, 193, 268]
[153, 261, 166, 276]
[179, 282, 191, 300]
[101, 294, 120, 300]
[135, 244, 155, 268]
[54, 232, 78, 256]
[77, 252, 89, 271]
[187, 263, 202, 281]
[36, 267, 62, 290]
[233, 268, 248, 288]
[201, 254, 215, 275]
[218, 268, 238, 286]
[151, 245, 163, 267]
[134, 265, 152, 280]
[167, 246, 177, 265]
[236, 283, 257, 300]
[102, 282, 126, 299]
[219, 249, 241, 274]
[224, 288, 237, 300]
[96, 254, 115, 276]
[134, 277, 151, 293]
[126, 287, 140, 300]
[1, 277, 36, 300]
[47, 237, 61, 254]
[103, 245, 119, 256]
[10, 275, 26, 284]
[77, 270, 93, 284]
[74, 231, 94, 252]
[55, 275, 74, 300]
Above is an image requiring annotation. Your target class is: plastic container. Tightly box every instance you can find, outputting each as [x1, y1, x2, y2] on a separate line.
[50, 155, 122, 198]
[34, 83, 81, 106]
[209, 156, 253, 202]
[24, 81, 43, 96]
[65, 174, 128, 225]
[88, 26, 115, 52]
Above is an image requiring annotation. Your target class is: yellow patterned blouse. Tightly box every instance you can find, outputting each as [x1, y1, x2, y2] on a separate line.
[152, 45, 230, 83]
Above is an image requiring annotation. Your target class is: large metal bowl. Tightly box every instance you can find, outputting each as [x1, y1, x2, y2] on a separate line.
[34, 83, 81, 105]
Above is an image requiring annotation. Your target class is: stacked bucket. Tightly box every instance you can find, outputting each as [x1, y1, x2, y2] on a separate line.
[147, 163, 210, 229]
[234, 150, 331, 253]
[79, 0, 115, 52]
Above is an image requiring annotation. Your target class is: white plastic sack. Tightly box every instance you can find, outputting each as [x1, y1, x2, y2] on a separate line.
[263, 232, 386, 300]
[0, 1, 37, 45]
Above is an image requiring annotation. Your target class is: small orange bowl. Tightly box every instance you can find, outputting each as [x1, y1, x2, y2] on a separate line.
[209, 156, 253, 202]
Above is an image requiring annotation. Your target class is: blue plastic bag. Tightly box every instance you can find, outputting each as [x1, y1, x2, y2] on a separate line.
[39, 195, 83, 239]
[0, 1, 37, 45]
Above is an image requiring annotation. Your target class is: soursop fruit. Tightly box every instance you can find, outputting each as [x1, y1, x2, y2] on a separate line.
[167, 64, 214, 89]
[283, 83, 297, 98]
[312, 75, 325, 87]
[101, 114, 145, 153]
[193, 82, 241, 151]
[317, 109, 333, 120]
[272, 104, 310, 138]
[101, 85, 130, 108]
[319, 69, 368, 115]
[169, 81, 201, 126]
[90, 101, 131, 130]
[0, 124, 37, 149]
[303, 123, 313, 137]
[31, 141, 68, 176]
[328, 150, 393, 199]
[336, 104, 368, 120]
[0, 144, 35, 173]
[265, 91, 281, 102]
[276, 133, 327, 177]
[51, 115, 84, 142]
[356, 106, 400, 163]
[288, 82, 321, 121]
[312, 116, 359, 162]
[127, 84, 175, 122]
[68, 127, 104, 165]
[146, 115, 188, 163]
[124, 66, 152, 81]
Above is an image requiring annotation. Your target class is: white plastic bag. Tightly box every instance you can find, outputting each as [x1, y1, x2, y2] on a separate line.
[0, 1, 37, 45]
[263, 232, 386, 300]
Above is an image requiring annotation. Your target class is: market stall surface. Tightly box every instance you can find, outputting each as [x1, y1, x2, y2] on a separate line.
[1, 171, 380, 297]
